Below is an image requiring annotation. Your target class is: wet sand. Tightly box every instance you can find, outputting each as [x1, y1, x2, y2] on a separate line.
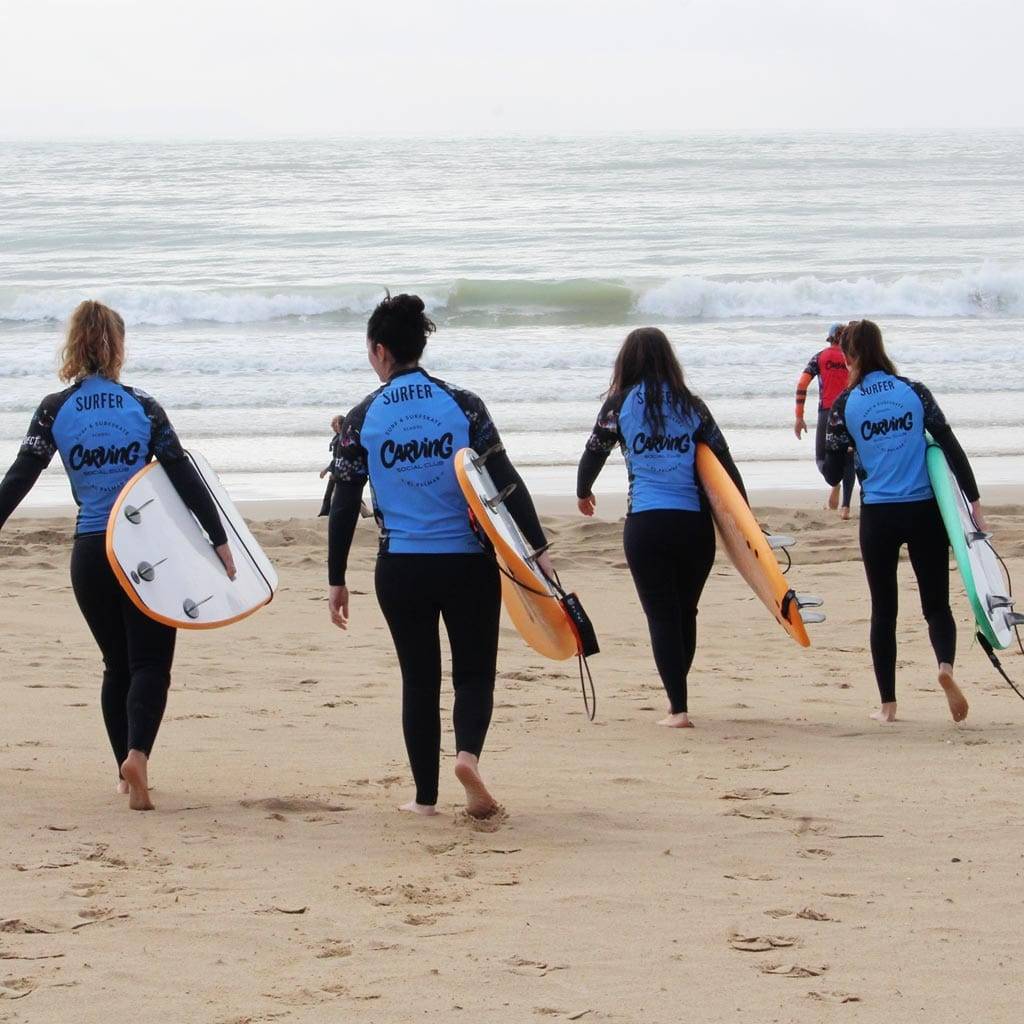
[2, 499, 1024, 1022]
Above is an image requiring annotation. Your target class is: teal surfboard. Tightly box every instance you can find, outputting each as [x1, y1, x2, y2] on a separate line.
[926, 438, 1014, 650]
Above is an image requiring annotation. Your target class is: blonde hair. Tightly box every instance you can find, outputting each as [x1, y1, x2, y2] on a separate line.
[59, 300, 125, 383]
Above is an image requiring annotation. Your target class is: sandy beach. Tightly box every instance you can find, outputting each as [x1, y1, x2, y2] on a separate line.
[3, 496, 1024, 1023]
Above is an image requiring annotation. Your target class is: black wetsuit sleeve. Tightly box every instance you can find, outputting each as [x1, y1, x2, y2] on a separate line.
[911, 381, 980, 502]
[694, 398, 748, 503]
[577, 395, 623, 499]
[327, 402, 371, 586]
[0, 454, 46, 530]
[136, 391, 228, 547]
[822, 391, 854, 487]
[0, 397, 61, 530]
[452, 387, 548, 552]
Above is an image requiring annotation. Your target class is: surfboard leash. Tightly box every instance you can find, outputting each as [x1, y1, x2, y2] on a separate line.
[975, 631, 1024, 703]
[466, 507, 598, 721]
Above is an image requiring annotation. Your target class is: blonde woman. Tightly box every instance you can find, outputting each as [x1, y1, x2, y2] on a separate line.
[0, 301, 235, 809]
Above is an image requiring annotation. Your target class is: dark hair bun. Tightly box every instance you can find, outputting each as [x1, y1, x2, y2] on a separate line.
[367, 292, 436, 364]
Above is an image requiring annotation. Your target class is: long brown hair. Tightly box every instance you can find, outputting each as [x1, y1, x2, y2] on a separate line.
[59, 300, 125, 383]
[608, 327, 696, 435]
[841, 319, 897, 388]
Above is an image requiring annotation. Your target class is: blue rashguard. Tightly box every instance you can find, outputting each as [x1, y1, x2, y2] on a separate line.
[0, 374, 226, 544]
[825, 371, 978, 505]
[327, 367, 546, 585]
[576, 385, 746, 513]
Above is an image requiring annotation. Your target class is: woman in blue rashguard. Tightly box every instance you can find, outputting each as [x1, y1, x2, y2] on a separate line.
[576, 327, 747, 729]
[327, 294, 552, 819]
[823, 319, 985, 723]
[0, 301, 235, 809]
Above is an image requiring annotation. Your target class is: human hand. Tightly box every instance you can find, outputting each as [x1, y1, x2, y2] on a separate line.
[794, 417, 807, 439]
[329, 585, 350, 629]
[971, 500, 990, 535]
[215, 543, 237, 580]
[578, 494, 597, 517]
[535, 549, 555, 583]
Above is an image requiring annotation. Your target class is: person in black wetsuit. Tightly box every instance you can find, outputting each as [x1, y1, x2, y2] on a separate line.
[318, 414, 343, 517]
[823, 319, 985, 724]
[327, 293, 552, 819]
[0, 301, 236, 810]
[576, 327, 747, 728]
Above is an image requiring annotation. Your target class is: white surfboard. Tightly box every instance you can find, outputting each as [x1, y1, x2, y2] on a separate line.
[106, 451, 278, 629]
[927, 442, 1015, 650]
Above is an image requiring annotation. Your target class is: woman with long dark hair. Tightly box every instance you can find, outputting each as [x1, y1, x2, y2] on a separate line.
[576, 327, 746, 728]
[823, 319, 983, 723]
[0, 300, 235, 810]
[327, 293, 551, 818]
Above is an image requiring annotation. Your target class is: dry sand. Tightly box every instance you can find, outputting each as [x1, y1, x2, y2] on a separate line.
[2, 499, 1024, 1023]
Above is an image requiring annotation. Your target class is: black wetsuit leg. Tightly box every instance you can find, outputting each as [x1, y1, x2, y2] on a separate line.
[319, 476, 335, 518]
[815, 407, 829, 475]
[375, 553, 501, 806]
[70, 534, 177, 769]
[623, 509, 716, 714]
[905, 500, 956, 667]
[841, 451, 856, 509]
[859, 499, 954, 704]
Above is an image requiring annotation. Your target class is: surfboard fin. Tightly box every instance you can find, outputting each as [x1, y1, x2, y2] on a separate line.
[470, 443, 506, 469]
[483, 483, 517, 510]
[988, 594, 1014, 612]
[795, 593, 823, 609]
[800, 610, 826, 624]
[124, 498, 155, 525]
[1007, 612, 1024, 627]
[967, 530, 993, 546]
[765, 534, 796, 550]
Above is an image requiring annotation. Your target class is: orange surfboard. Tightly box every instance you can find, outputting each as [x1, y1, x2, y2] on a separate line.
[454, 448, 577, 660]
[695, 443, 815, 647]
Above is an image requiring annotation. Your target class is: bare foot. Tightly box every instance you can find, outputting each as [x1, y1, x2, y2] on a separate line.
[827, 484, 840, 511]
[399, 800, 437, 816]
[117, 779, 130, 795]
[454, 752, 499, 819]
[119, 750, 154, 811]
[840, 506, 851, 521]
[658, 712, 694, 728]
[938, 664, 969, 722]
[870, 702, 897, 722]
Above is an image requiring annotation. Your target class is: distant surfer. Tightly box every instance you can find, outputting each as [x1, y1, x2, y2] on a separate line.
[576, 327, 747, 728]
[795, 323, 856, 518]
[326, 293, 552, 819]
[318, 414, 344, 517]
[0, 300, 236, 809]
[823, 319, 985, 723]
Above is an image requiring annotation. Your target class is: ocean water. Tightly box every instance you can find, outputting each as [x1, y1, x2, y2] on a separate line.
[2, 134, 1022, 506]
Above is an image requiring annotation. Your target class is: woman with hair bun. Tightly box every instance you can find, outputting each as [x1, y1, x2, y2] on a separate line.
[0, 300, 235, 810]
[327, 293, 552, 819]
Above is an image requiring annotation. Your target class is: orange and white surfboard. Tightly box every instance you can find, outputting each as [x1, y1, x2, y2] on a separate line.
[106, 451, 277, 630]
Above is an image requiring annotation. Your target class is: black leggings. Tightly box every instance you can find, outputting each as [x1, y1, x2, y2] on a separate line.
[70, 533, 177, 770]
[859, 499, 955, 704]
[815, 407, 855, 507]
[623, 509, 716, 714]
[375, 553, 501, 806]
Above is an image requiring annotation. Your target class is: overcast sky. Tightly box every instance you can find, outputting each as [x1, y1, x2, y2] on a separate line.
[1, 0, 1020, 137]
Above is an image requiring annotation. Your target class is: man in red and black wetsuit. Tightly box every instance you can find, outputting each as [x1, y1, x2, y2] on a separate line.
[794, 322, 856, 518]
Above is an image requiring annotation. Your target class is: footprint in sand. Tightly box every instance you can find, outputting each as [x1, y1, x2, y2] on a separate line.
[798, 848, 834, 860]
[729, 934, 797, 952]
[503, 956, 569, 978]
[808, 990, 861, 1003]
[720, 788, 791, 801]
[759, 962, 828, 978]
[796, 908, 837, 922]
[69, 882, 104, 899]
[315, 942, 353, 959]
[725, 805, 791, 821]
[239, 797, 349, 814]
